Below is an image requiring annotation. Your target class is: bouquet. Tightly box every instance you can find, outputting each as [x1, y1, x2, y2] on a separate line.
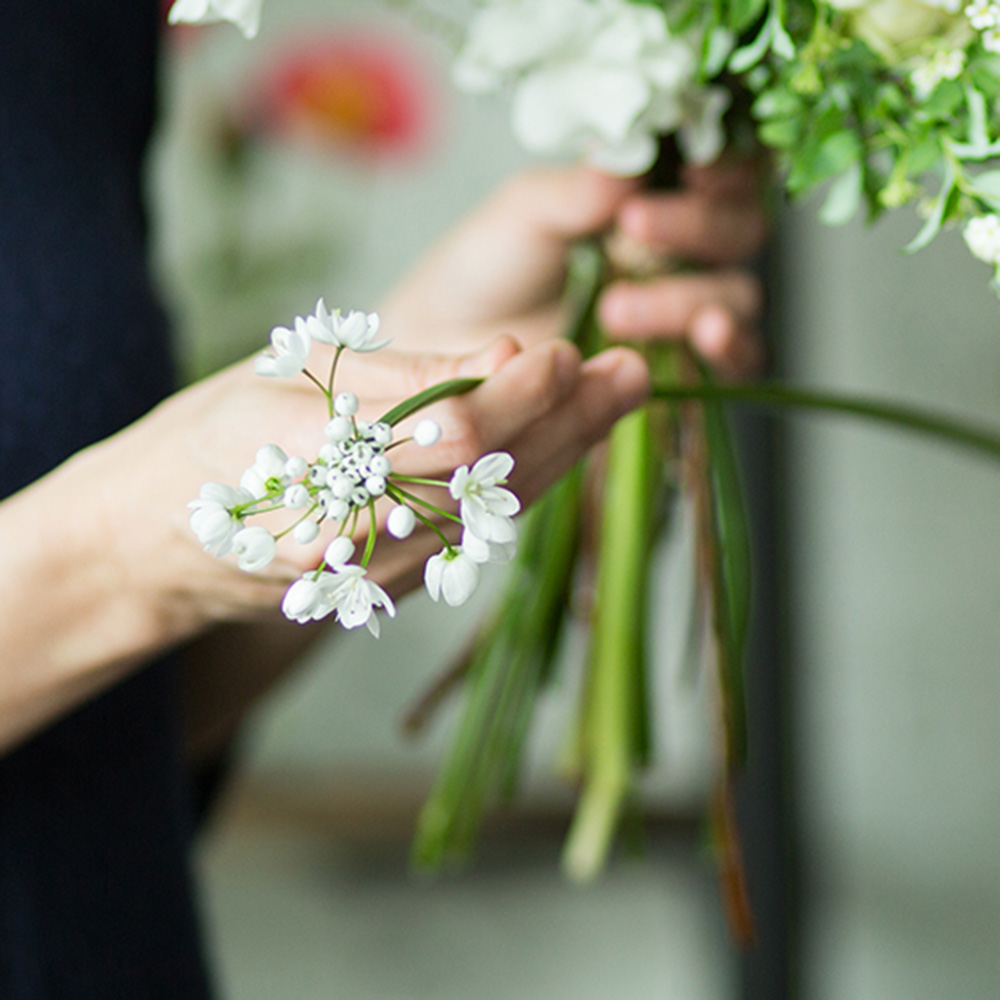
[170, 0, 1000, 939]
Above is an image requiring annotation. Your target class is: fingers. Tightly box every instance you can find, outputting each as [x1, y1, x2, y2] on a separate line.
[615, 190, 768, 265]
[506, 348, 650, 503]
[492, 165, 641, 242]
[334, 336, 521, 402]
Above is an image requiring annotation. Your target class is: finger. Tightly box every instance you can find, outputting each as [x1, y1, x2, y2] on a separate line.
[688, 305, 765, 381]
[389, 339, 584, 476]
[491, 165, 642, 242]
[598, 270, 763, 341]
[334, 336, 521, 403]
[505, 347, 650, 503]
[615, 191, 768, 264]
[680, 157, 768, 200]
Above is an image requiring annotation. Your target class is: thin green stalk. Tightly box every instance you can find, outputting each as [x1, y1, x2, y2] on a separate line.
[651, 382, 1000, 463]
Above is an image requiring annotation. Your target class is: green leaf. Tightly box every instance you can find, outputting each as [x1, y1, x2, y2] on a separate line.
[820, 163, 862, 226]
[728, 14, 772, 73]
[904, 159, 955, 254]
[726, 0, 767, 33]
[701, 383, 751, 767]
[379, 377, 482, 426]
[966, 84, 991, 154]
[752, 88, 800, 120]
[969, 168, 1000, 210]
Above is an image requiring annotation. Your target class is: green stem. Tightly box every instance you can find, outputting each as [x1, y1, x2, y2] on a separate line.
[388, 483, 464, 524]
[652, 381, 1000, 463]
[361, 502, 378, 568]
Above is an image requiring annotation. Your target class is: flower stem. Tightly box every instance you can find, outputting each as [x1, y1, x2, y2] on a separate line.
[387, 483, 463, 524]
[361, 502, 378, 568]
[651, 381, 1000, 463]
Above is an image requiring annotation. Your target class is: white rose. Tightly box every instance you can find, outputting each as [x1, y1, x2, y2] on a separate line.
[827, 0, 968, 53]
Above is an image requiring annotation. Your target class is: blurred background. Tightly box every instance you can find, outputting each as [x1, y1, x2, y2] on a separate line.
[151, 1, 1000, 997]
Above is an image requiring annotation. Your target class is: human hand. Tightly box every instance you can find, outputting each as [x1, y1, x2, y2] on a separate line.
[379, 160, 766, 378]
[94, 335, 649, 635]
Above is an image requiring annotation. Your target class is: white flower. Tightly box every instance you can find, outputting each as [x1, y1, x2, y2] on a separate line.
[255, 319, 311, 378]
[964, 214, 1000, 264]
[304, 299, 389, 353]
[828, 0, 969, 53]
[966, 0, 1000, 28]
[187, 482, 253, 557]
[167, 0, 264, 38]
[461, 527, 516, 565]
[424, 548, 481, 607]
[386, 505, 416, 539]
[232, 526, 277, 572]
[282, 573, 337, 624]
[326, 566, 396, 637]
[910, 47, 966, 97]
[240, 444, 290, 499]
[449, 452, 520, 543]
[454, 0, 710, 176]
[984, 26, 1000, 50]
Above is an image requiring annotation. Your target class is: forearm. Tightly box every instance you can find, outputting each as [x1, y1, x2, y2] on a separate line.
[0, 439, 203, 754]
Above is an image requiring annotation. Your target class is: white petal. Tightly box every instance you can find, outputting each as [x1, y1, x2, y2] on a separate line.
[424, 552, 445, 602]
[470, 452, 514, 484]
[442, 557, 479, 607]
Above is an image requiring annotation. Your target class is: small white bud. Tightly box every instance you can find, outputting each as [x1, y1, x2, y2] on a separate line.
[308, 465, 326, 486]
[386, 505, 416, 539]
[284, 456, 308, 479]
[365, 475, 387, 497]
[329, 475, 353, 499]
[324, 536, 355, 568]
[325, 498, 350, 521]
[350, 486, 370, 507]
[293, 519, 320, 545]
[324, 416, 353, 442]
[414, 419, 441, 447]
[372, 422, 392, 446]
[369, 454, 391, 477]
[318, 442, 342, 464]
[334, 392, 359, 417]
[283, 484, 309, 509]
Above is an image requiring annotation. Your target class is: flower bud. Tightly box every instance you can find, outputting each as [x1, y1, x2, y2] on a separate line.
[324, 536, 355, 568]
[365, 475, 387, 497]
[414, 419, 441, 447]
[386, 504, 416, 539]
[283, 484, 309, 509]
[293, 519, 320, 545]
[334, 392, 359, 417]
[324, 416, 353, 442]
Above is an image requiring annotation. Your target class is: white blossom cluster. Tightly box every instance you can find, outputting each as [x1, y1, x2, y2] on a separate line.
[188, 301, 520, 637]
[452, 0, 729, 176]
[168, 0, 263, 37]
[966, 0, 1000, 50]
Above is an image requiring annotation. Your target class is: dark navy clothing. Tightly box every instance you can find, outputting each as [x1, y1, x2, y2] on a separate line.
[0, 1, 214, 995]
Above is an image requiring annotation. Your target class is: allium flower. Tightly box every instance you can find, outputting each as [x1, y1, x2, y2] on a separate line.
[168, 0, 264, 39]
[424, 548, 481, 607]
[304, 299, 389, 352]
[232, 526, 277, 572]
[240, 444, 290, 499]
[282, 573, 338, 624]
[326, 566, 396, 636]
[187, 482, 254, 557]
[460, 527, 516, 565]
[386, 504, 416, 539]
[449, 452, 520, 543]
[453, 0, 717, 175]
[255, 319, 311, 378]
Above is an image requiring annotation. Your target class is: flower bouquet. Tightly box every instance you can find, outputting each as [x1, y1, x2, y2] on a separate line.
[170, 0, 1000, 937]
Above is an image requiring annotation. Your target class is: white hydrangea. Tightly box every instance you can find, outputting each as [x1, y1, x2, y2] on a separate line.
[453, 0, 727, 175]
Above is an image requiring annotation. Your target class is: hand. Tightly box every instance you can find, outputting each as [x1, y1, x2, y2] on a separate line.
[379, 161, 766, 378]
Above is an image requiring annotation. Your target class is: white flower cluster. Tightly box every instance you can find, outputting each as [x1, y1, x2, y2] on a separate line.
[966, 1, 1000, 50]
[167, 0, 264, 38]
[189, 302, 520, 636]
[452, 0, 728, 176]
